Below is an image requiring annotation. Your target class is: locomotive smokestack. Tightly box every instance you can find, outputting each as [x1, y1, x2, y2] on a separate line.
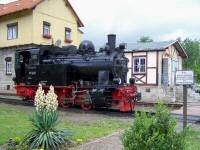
[108, 34, 116, 50]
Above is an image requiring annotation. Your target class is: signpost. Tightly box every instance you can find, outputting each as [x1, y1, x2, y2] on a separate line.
[175, 71, 194, 85]
[175, 70, 194, 130]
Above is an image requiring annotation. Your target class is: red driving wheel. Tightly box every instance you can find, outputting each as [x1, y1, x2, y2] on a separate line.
[81, 104, 92, 111]
[60, 101, 72, 109]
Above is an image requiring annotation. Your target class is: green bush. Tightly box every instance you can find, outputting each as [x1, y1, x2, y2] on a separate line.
[23, 110, 71, 150]
[122, 103, 187, 150]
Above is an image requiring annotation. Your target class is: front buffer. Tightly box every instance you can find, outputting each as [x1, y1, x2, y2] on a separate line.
[112, 85, 138, 112]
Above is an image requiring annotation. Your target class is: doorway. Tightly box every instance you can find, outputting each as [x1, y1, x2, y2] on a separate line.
[162, 58, 168, 86]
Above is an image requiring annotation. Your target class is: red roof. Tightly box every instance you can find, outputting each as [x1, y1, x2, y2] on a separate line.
[0, 0, 43, 16]
[0, 0, 84, 27]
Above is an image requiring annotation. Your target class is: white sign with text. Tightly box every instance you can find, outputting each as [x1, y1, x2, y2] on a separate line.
[175, 70, 194, 85]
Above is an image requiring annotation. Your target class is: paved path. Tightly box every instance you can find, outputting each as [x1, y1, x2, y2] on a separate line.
[172, 102, 200, 116]
[70, 131, 123, 150]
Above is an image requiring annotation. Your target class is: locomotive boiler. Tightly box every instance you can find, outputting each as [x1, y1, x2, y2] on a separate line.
[14, 35, 140, 112]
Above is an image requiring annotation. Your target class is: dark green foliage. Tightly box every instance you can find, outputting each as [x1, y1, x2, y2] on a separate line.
[138, 36, 153, 43]
[7, 137, 22, 150]
[182, 38, 200, 83]
[122, 103, 187, 150]
[23, 110, 71, 150]
[194, 66, 200, 83]
[7, 139, 17, 150]
[7, 147, 16, 150]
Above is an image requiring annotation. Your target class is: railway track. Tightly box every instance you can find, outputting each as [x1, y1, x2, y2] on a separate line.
[0, 96, 34, 106]
[0, 96, 200, 124]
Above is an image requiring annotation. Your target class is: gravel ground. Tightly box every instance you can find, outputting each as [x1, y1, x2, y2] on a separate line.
[59, 108, 133, 123]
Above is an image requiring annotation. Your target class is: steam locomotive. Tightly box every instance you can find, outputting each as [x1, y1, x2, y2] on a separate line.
[14, 35, 140, 112]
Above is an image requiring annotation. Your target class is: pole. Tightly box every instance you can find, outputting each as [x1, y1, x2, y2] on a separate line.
[183, 85, 188, 129]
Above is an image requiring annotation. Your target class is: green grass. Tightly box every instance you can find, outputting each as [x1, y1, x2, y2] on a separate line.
[0, 104, 32, 145]
[187, 129, 200, 150]
[0, 103, 200, 149]
[0, 104, 130, 145]
[61, 119, 129, 143]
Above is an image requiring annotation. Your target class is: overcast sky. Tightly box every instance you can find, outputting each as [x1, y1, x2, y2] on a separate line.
[1, 0, 200, 47]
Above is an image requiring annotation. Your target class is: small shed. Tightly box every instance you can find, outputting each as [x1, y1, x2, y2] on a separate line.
[125, 41, 187, 87]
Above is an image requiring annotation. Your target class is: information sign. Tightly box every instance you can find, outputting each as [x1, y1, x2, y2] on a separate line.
[175, 70, 194, 85]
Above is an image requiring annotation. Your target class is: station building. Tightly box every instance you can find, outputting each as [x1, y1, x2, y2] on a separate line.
[0, 0, 84, 91]
[125, 41, 188, 101]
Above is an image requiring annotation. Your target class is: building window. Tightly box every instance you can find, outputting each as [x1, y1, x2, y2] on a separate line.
[65, 27, 72, 43]
[7, 23, 18, 40]
[133, 57, 146, 73]
[43, 21, 51, 39]
[5, 57, 12, 75]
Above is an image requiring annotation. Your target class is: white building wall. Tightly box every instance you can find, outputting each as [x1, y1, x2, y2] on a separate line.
[132, 52, 146, 56]
[126, 53, 132, 68]
[125, 53, 132, 83]
[147, 52, 157, 84]
[147, 69, 157, 84]
[147, 52, 156, 67]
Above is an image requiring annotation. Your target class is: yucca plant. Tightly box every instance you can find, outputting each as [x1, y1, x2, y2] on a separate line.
[23, 84, 71, 150]
[23, 110, 70, 150]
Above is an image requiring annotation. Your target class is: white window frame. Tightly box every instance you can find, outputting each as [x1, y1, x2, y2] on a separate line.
[6, 60, 12, 75]
[65, 28, 72, 40]
[7, 23, 18, 40]
[133, 57, 146, 73]
[43, 21, 51, 36]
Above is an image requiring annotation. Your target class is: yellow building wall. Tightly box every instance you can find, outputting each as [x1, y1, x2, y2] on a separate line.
[0, 10, 33, 48]
[32, 0, 83, 47]
[77, 29, 84, 46]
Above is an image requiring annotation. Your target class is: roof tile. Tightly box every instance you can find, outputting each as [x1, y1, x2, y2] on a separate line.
[0, 0, 84, 27]
[0, 0, 43, 17]
[125, 40, 187, 58]
[126, 41, 176, 51]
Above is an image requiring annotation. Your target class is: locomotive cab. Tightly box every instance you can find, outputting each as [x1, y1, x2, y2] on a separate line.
[14, 49, 39, 84]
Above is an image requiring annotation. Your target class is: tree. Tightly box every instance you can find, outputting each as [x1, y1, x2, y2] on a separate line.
[182, 39, 200, 82]
[138, 36, 153, 43]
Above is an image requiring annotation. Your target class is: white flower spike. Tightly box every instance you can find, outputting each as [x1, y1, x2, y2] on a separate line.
[34, 84, 58, 111]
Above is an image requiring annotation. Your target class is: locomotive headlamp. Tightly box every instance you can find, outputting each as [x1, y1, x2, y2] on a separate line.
[113, 78, 122, 85]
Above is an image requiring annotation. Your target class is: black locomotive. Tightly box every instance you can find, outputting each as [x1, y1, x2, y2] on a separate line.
[15, 35, 127, 86]
[15, 35, 140, 112]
